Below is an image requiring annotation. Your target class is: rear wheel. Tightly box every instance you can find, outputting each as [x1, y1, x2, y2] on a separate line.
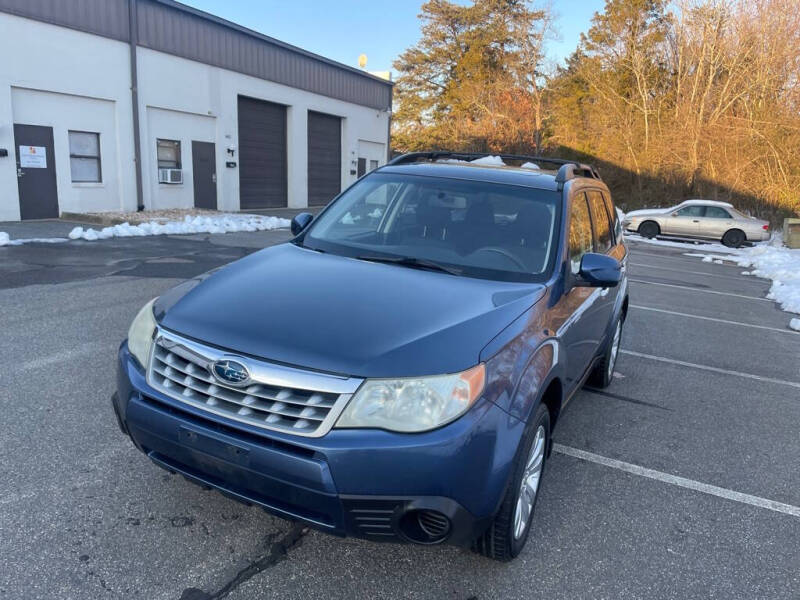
[473, 403, 550, 562]
[722, 229, 746, 248]
[588, 317, 623, 388]
[638, 221, 659, 239]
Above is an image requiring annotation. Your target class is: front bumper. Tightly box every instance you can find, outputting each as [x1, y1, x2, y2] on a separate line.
[114, 344, 523, 546]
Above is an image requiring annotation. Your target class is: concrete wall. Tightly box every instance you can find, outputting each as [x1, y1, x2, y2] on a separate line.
[0, 12, 390, 221]
[136, 48, 390, 212]
[0, 12, 135, 221]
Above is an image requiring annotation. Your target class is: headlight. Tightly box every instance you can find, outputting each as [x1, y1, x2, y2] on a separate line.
[335, 364, 485, 432]
[128, 298, 158, 368]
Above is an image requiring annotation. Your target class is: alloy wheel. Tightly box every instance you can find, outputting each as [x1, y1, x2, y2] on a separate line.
[513, 425, 546, 539]
[607, 320, 622, 380]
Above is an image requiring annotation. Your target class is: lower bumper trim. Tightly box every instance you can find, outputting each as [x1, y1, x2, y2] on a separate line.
[148, 451, 337, 530]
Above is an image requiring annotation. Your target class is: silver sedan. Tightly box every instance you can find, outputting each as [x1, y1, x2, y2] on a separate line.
[623, 200, 770, 247]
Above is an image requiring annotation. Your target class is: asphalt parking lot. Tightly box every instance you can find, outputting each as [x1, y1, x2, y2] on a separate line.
[1, 229, 798, 599]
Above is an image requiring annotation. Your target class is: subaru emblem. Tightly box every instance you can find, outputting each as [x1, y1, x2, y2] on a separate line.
[212, 359, 250, 386]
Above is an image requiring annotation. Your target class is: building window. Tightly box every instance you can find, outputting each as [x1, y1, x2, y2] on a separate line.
[68, 131, 101, 182]
[369, 159, 379, 171]
[157, 139, 181, 169]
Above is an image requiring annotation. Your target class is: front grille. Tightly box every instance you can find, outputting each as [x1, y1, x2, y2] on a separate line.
[146, 329, 361, 437]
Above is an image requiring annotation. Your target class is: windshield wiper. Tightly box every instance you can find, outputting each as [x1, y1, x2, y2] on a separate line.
[356, 254, 463, 276]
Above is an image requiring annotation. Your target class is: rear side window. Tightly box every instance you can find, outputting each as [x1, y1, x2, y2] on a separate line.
[588, 190, 613, 252]
[704, 206, 732, 219]
[568, 194, 593, 274]
[602, 192, 621, 242]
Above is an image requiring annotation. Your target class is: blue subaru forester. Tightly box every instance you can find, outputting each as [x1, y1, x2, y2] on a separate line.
[113, 152, 628, 561]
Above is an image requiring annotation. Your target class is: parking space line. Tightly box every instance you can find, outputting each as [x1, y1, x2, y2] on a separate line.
[553, 444, 800, 518]
[620, 349, 800, 389]
[628, 262, 759, 282]
[630, 305, 800, 336]
[14, 344, 111, 372]
[628, 279, 771, 302]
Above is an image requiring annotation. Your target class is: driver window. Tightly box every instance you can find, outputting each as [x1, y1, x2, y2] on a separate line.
[676, 205, 705, 217]
[569, 194, 593, 274]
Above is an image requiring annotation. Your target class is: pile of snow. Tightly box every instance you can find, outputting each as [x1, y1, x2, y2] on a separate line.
[0, 232, 68, 247]
[435, 156, 543, 170]
[67, 214, 290, 242]
[634, 233, 800, 324]
[2, 214, 290, 247]
[470, 155, 506, 167]
[728, 240, 800, 315]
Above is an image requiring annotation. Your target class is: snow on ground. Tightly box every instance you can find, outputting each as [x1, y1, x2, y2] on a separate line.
[627, 233, 800, 323]
[68, 214, 290, 241]
[0, 232, 69, 247]
[0, 214, 290, 246]
[627, 235, 735, 253]
[726, 240, 800, 315]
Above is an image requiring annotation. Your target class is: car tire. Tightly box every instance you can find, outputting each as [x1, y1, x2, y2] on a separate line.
[473, 403, 550, 562]
[638, 221, 659, 239]
[722, 229, 746, 248]
[588, 317, 623, 389]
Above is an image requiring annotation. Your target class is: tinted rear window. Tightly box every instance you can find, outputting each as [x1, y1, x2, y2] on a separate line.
[587, 190, 613, 252]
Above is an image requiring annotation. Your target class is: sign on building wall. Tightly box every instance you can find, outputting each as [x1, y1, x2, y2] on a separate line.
[19, 146, 47, 168]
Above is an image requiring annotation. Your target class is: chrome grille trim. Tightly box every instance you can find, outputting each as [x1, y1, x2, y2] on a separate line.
[146, 328, 362, 437]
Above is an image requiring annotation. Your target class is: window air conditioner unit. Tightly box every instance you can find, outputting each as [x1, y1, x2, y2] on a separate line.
[158, 168, 183, 184]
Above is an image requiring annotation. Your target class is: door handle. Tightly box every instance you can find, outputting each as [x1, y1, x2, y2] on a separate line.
[600, 288, 609, 297]
[17, 168, 25, 178]
[692, 219, 700, 223]
[211, 173, 217, 183]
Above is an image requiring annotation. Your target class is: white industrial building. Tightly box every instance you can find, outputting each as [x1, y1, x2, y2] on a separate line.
[0, 0, 392, 221]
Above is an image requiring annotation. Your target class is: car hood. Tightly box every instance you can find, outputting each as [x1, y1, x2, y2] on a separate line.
[625, 207, 672, 218]
[156, 243, 545, 378]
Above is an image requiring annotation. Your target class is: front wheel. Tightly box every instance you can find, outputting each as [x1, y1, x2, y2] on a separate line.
[638, 221, 659, 239]
[588, 317, 623, 388]
[473, 403, 550, 562]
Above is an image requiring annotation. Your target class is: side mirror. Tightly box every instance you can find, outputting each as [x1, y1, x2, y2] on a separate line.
[290, 212, 314, 236]
[577, 253, 621, 288]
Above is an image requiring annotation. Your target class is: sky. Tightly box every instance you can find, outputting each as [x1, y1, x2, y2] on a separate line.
[180, 0, 605, 74]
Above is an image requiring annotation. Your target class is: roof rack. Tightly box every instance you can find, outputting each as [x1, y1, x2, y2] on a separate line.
[387, 152, 601, 185]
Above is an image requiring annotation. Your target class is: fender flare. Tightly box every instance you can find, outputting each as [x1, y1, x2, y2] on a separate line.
[507, 339, 566, 425]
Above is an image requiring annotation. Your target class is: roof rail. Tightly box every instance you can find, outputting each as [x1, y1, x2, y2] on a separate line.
[554, 163, 600, 186]
[387, 152, 601, 184]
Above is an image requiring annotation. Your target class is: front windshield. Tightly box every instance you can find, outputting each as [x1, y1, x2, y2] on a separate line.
[301, 172, 561, 282]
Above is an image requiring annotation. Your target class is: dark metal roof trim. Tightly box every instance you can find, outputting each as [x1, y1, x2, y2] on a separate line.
[155, 0, 394, 87]
[0, 0, 392, 110]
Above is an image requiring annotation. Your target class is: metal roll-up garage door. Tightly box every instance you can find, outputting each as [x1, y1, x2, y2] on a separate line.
[307, 111, 342, 206]
[238, 96, 287, 209]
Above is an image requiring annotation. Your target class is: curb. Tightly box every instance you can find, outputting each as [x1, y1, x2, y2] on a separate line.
[60, 212, 125, 226]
